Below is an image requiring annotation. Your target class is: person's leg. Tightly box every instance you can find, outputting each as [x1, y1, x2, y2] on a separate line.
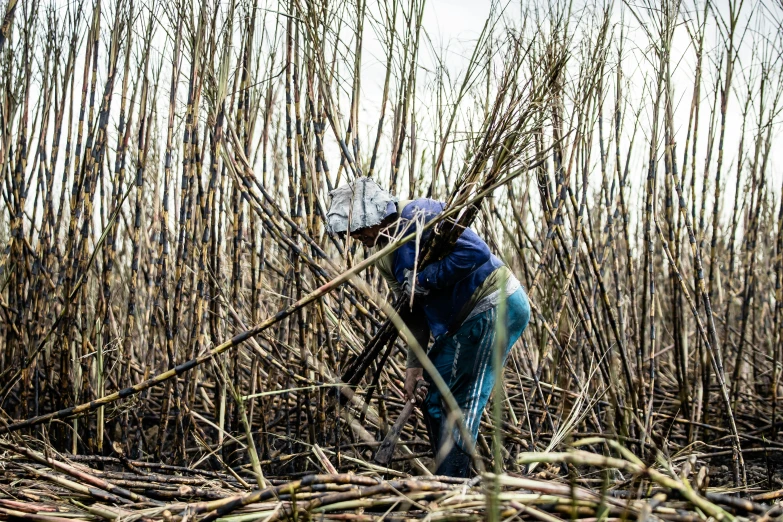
[421, 337, 455, 461]
[423, 288, 531, 477]
[436, 288, 532, 476]
[422, 331, 482, 478]
[461, 289, 530, 439]
[418, 311, 494, 477]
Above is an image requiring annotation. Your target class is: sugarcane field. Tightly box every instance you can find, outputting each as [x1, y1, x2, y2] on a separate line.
[2, 0, 783, 519]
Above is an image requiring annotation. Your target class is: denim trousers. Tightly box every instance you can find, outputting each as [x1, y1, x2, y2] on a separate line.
[422, 287, 530, 477]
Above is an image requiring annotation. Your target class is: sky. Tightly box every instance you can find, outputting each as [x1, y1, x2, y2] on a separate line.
[12, 0, 783, 242]
[329, 0, 780, 231]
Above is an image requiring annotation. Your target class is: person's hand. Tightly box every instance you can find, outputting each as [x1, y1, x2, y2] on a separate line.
[401, 268, 428, 297]
[404, 367, 428, 405]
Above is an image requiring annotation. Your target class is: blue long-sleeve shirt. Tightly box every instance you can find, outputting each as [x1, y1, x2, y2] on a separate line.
[376, 198, 504, 341]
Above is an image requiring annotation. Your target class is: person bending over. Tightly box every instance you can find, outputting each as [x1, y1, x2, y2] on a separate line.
[327, 177, 530, 478]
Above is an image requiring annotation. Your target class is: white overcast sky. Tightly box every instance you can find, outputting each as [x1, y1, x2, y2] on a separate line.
[26, 0, 783, 236]
[348, 0, 780, 220]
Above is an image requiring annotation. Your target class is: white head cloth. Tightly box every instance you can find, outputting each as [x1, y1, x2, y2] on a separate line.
[326, 177, 398, 234]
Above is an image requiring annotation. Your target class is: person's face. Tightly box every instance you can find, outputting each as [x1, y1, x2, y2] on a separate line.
[350, 225, 382, 248]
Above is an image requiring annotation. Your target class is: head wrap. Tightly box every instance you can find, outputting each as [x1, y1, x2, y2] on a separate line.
[326, 177, 398, 234]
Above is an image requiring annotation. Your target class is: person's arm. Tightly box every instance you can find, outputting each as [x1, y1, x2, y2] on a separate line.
[398, 301, 430, 404]
[415, 228, 491, 290]
[376, 253, 402, 295]
[398, 301, 429, 368]
[386, 281, 430, 404]
[376, 256, 430, 367]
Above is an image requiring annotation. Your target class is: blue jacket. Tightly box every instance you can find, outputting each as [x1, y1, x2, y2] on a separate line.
[391, 198, 503, 338]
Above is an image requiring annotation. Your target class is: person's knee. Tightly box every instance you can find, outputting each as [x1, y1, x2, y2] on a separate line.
[519, 291, 531, 331]
[510, 289, 531, 336]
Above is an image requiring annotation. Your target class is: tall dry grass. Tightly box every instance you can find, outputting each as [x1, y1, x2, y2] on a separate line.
[0, 0, 780, 488]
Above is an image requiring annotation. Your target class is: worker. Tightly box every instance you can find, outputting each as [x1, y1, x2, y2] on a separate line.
[326, 177, 530, 478]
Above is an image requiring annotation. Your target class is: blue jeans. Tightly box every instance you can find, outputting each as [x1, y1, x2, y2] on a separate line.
[422, 287, 530, 477]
